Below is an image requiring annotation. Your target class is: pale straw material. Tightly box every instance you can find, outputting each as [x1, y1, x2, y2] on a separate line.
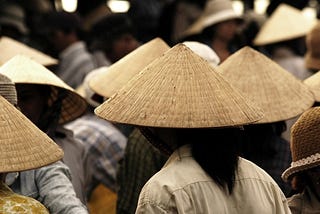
[253, 4, 317, 46]
[89, 37, 170, 98]
[76, 67, 105, 107]
[0, 73, 17, 106]
[282, 107, 320, 181]
[0, 36, 58, 66]
[219, 46, 314, 123]
[181, 0, 242, 38]
[0, 55, 87, 124]
[95, 44, 263, 128]
[0, 95, 63, 173]
[305, 21, 320, 70]
[304, 70, 320, 101]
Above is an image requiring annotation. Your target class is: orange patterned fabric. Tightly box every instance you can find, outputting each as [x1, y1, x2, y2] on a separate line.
[0, 182, 48, 214]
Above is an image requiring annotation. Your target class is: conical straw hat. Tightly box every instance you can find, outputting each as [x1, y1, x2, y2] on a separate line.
[0, 36, 58, 66]
[253, 4, 317, 46]
[0, 95, 63, 173]
[219, 46, 314, 123]
[182, 0, 242, 38]
[89, 37, 170, 98]
[304, 71, 320, 101]
[0, 55, 87, 124]
[95, 44, 264, 128]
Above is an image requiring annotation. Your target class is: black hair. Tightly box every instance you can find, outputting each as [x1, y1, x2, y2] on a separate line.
[188, 128, 242, 194]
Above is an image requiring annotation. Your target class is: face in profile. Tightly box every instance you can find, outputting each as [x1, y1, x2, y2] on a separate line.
[15, 84, 50, 126]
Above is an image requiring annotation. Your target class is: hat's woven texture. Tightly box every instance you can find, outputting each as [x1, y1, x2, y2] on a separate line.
[304, 71, 320, 101]
[253, 4, 316, 46]
[305, 22, 320, 70]
[0, 95, 63, 173]
[0, 36, 57, 66]
[219, 46, 314, 123]
[0, 73, 17, 106]
[282, 107, 320, 181]
[89, 38, 170, 98]
[0, 55, 87, 124]
[95, 44, 263, 128]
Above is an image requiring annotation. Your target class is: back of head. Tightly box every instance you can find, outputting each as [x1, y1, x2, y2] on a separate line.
[44, 11, 82, 35]
[90, 13, 135, 50]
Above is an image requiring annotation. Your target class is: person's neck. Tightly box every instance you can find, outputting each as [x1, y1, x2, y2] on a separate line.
[211, 39, 230, 63]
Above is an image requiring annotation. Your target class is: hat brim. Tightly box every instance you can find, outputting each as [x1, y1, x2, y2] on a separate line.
[282, 155, 320, 182]
[183, 10, 242, 38]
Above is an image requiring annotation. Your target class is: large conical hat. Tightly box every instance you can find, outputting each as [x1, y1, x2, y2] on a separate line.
[0, 55, 87, 124]
[253, 4, 317, 46]
[0, 95, 63, 173]
[219, 46, 314, 123]
[89, 37, 170, 98]
[0, 36, 58, 66]
[95, 44, 263, 128]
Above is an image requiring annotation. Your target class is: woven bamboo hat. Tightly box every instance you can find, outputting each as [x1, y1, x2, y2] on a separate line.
[218, 46, 314, 123]
[0, 36, 58, 66]
[0, 95, 63, 173]
[0, 55, 87, 124]
[304, 70, 320, 101]
[0, 73, 17, 106]
[182, 0, 242, 38]
[282, 107, 320, 181]
[305, 21, 320, 70]
[253, 4, 317, 46]
[95, 44, 264, 128]
[89, 37, 170, 98]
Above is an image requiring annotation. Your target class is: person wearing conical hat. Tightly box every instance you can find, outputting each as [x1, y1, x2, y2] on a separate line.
[253, 4, 315, 80]
[95, 44, 291, 213]
[281, 107, 320, 213]
[219, 46, 315, 196]
[179, 0, 243, 62]
[115, 39, 220, 214]
[0, 55, 91, 204]
[0, 73, 88, 213]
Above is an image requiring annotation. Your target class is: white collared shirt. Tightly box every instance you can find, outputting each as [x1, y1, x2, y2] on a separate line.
[136, 144, 291, 214]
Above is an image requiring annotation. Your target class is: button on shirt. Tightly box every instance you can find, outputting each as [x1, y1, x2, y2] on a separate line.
[136, 144, 291, 214]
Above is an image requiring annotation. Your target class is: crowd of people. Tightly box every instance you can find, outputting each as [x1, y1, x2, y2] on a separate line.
[0, 0, 320, 213]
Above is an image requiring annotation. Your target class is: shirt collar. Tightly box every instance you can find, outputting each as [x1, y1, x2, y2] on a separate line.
[163, 144, 192, 168]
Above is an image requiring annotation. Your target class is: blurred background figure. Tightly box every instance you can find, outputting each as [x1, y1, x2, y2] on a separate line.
[0, 1, 29, 42]
[305, 20, 320, 73]
[89, 13, 140, 67]
[282, 107, 320, 213]
[43, 11, 96, 88]
[180, 0, 243, 62]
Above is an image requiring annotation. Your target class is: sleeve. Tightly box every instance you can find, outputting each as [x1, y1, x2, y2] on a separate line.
[135, 202, 168, 214]
[35, 161, 89, 214]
